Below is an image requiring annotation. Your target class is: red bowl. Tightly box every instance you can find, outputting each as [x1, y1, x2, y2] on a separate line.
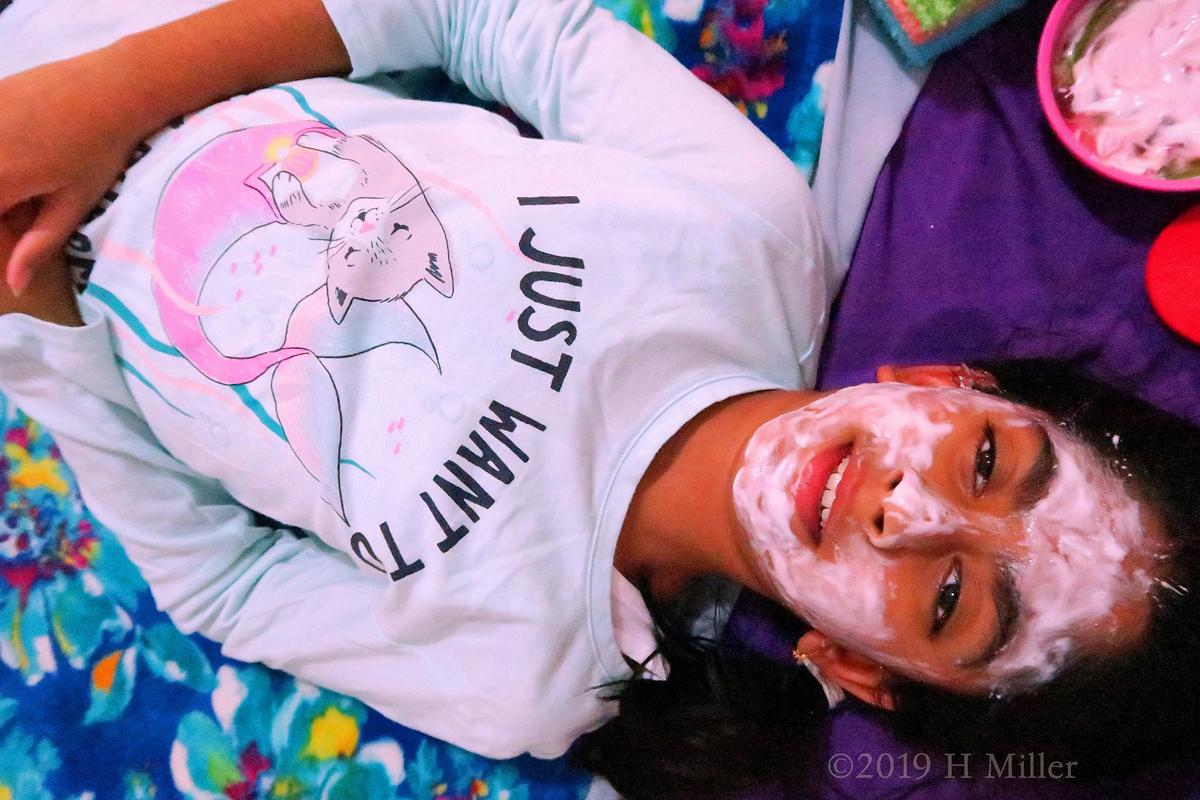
[1036, 0, 1200, 192]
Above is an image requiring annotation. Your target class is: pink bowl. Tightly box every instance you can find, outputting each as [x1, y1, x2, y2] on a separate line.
[1036, 0, 1200, 192]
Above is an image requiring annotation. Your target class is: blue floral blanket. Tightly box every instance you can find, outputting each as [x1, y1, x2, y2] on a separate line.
[0, 2, 841, 797]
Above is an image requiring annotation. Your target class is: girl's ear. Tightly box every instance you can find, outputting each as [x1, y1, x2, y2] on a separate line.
[796, 630, 896, 711]
[876, 364, 998, 392]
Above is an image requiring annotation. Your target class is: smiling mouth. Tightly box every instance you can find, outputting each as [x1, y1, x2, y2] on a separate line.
[819, 455, 850, 534]
[793, 444, 853, 547]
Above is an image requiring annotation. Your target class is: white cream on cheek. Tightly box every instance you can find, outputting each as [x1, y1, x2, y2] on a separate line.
[733, 414, 890, 648]
[732, 383, 984, 653]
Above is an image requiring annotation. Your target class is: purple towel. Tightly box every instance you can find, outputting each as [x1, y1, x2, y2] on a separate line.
[818, 0, 1200, 415]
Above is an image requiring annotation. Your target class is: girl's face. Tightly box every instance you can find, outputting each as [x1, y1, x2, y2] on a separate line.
[733, 381, 1160, 693]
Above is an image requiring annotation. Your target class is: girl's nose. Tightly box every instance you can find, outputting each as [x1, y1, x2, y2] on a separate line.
[869, 468, 904, 545]
[871, 470, 956, 549]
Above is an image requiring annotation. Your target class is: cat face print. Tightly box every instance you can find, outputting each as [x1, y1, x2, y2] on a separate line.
[325, 183, 453, 323]
[263, 131, 454, 324]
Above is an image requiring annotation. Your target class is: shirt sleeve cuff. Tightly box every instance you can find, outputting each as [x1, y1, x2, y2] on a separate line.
[320, 0, 388, 79]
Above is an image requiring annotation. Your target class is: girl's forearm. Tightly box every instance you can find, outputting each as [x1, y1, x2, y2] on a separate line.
[102, 0, 353, 138]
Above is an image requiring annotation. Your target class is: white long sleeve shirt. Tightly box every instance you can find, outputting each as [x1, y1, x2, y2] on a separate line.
[0, 0, 829, 757]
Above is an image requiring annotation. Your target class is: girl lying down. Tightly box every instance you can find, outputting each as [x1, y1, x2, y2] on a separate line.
[1, 0, 1200, 795]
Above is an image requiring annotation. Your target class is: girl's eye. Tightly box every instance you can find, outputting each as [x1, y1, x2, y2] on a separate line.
[973, 424, 996, 495]
[933, 560, 962, 634]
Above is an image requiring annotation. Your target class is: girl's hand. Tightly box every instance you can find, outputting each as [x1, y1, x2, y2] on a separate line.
[0, 49, 154, 296]
[0, 0, 351, 297]
[0, 200, 84, 326]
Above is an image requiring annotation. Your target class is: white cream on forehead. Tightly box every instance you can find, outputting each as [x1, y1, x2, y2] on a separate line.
[732, 382, 1152, 690]
[988, 428, 1151, 688]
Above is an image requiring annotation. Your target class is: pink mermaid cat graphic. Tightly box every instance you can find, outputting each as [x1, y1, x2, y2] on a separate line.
[153, 121, 454, 521]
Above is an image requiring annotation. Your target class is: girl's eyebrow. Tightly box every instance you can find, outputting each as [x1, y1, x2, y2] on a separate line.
[962, 562, 1021, 670]
[1015, 425, 1057, 512]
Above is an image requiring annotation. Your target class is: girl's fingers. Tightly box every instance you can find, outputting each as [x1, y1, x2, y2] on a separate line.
[6, 255, 33, 298]
[7, 195, 88, 296]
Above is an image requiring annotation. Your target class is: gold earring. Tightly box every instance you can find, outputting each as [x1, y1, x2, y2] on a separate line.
[792, 644, 810, 666]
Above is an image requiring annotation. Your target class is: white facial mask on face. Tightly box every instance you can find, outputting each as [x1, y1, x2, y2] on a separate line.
[733, 383, 1153, 690]
[732, 383, 968, 653]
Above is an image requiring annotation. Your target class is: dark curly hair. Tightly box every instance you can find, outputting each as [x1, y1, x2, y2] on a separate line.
[571, 360, 1200, 799]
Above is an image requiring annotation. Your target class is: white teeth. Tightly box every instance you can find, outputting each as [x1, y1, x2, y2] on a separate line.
[819, 456, 850, 531]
